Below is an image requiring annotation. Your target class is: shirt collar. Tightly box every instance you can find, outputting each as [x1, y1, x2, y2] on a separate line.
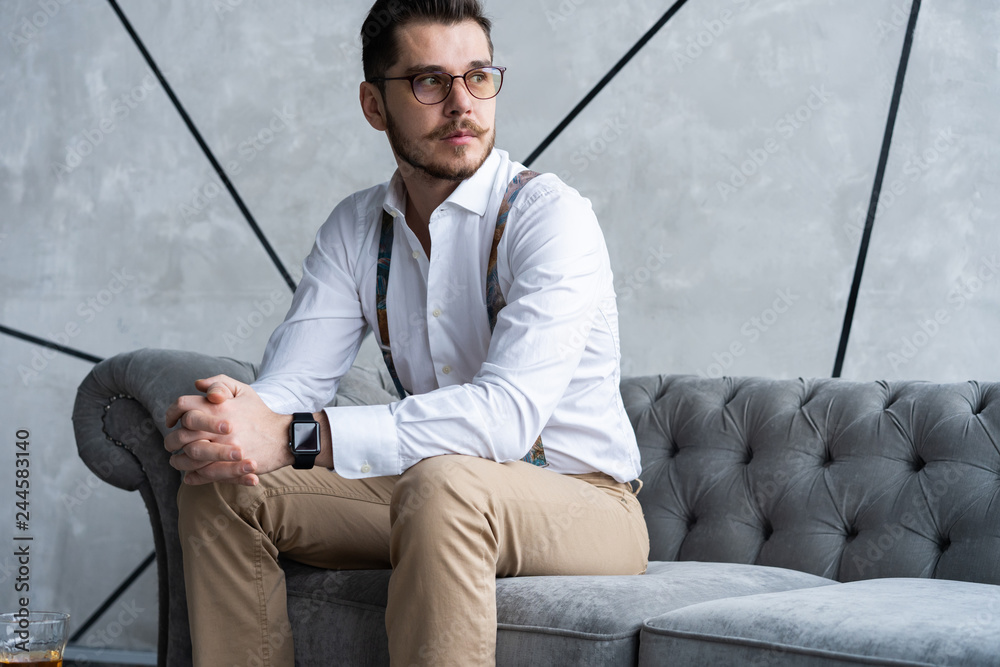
[383, 149, 502, 219]
[445, 149, 501, 216]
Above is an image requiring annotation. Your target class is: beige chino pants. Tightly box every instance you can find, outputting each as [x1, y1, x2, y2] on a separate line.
[177, 454, 649, 667]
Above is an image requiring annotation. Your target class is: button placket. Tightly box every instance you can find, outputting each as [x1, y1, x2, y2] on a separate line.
[426, 210, 455, 385]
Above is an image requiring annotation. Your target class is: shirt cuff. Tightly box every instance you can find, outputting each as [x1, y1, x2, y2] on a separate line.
[252, 383, 307, 414]
[325, 404, 399, 478]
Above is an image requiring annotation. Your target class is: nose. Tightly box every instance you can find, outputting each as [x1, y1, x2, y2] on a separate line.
[443, 75, 474, 116]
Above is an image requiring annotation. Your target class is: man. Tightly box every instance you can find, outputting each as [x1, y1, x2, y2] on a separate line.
[164, 1, 649, 665]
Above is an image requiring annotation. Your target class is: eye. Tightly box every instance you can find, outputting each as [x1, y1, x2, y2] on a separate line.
[415, 73, 445, 88]
[468, 70, 488, 84]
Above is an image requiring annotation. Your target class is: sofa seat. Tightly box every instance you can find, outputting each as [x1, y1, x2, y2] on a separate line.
[283, 559, 835, 666]
[638, 577, 1000, 666]
[73, 349, 1000, 665]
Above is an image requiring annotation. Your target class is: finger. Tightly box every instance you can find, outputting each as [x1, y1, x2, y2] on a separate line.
[165, 428, 219, 454]
[165, 398, 190, 429]
[180, 469, 214, 485]
[180, 409, 231, 436]
[165, 427, 231, 453]
[194, 374, 236, 391]
[195, 375, 242, 404]
[165, 428, 210, 453]
[165, 394, 211, 428]
[165, 404, 179, 429]
[181, 459, 257, 484]
[164, 430, 187, 454]
[230, 473, 260, 487]
[178, 440, 242, 463]
[168, 452, 213, 472]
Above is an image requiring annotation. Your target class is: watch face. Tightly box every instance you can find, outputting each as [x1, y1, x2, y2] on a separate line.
[292, 422, 321, 455]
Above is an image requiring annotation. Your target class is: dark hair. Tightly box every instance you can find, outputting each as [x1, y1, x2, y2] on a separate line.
[361, 0, 494, 83]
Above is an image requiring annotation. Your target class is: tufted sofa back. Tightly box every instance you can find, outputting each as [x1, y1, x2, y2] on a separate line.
[620, 375, 1000, 586]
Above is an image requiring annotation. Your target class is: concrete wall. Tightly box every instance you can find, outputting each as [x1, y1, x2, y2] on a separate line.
[1, 0, 996, 653]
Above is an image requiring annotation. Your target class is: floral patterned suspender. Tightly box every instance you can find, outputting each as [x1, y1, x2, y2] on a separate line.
[376, 170, 548, 467]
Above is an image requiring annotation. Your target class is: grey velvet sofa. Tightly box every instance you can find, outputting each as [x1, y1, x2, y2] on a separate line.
[73, 348, 1000, 666]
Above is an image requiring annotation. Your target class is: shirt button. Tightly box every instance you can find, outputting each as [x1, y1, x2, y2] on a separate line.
[360, 464, 372, 474]
[442, 365, 452, 375]
[411, 250, 419, 259]
[432, 308, 442, 317]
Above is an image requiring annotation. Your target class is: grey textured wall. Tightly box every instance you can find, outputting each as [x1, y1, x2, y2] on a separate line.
[1, 0, 996, 654]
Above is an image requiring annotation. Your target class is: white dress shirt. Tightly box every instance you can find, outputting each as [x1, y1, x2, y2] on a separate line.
[252, 149, 642, 483]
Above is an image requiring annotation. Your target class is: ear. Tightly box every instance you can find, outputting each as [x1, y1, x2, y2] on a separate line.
[360, 81, 388, 132]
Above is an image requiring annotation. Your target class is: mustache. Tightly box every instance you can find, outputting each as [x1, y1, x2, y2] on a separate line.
[426, 121, 488, 140]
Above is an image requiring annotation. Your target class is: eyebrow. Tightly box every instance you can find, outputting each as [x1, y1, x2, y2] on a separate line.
[401, 59, 492, 75]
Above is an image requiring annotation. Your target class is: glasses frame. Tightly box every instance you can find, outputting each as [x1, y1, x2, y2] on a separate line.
[370, 66, 506, 105]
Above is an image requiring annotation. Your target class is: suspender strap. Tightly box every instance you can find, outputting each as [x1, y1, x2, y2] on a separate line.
[486, 170, 539, 332]
[486, 171, 547, 466]
[377, 210, 407, 400]
[376, 170, 547, 467]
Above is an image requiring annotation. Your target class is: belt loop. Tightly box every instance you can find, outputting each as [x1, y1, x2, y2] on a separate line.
[630, 478, 644, 496]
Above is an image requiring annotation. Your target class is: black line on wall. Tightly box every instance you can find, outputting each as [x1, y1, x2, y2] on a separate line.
[0, 324, 103, 364]
[832, 0, 921, 378]
[105, 0, 297, 293]
[68, 551, 156, 644]
[523, 0, 692, 167]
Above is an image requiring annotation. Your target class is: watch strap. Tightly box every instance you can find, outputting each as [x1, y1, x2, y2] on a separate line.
[289, 412, 319, 470]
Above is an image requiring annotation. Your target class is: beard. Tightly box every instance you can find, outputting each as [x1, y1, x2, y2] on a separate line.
[385, 112, 496, 182]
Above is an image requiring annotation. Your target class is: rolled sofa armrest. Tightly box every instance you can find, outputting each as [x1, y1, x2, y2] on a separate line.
[72, 349, 259, 667]
[71, 347, 399, 667]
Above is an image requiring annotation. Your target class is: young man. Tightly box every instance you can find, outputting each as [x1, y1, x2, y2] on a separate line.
[164, 1, 648, 664]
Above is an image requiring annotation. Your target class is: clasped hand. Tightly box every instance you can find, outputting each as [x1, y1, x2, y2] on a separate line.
[164, 375, 292, 486]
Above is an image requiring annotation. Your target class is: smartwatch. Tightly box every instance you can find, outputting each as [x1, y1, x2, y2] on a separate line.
[288, 412, 320, 470]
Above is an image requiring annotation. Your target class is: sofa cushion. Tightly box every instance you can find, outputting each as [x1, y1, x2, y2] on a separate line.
[283, 559, 835, 666]
[638, 578, 1000, 666]
[622, 376, 1000, 585]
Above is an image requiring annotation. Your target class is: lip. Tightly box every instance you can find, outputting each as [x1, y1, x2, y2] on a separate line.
[441, 130, 478, 145]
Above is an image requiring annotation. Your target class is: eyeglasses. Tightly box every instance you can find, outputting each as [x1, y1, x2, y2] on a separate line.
[370, 66, 505, 105]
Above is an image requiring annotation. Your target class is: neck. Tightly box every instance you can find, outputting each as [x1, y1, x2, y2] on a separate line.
[400, 170, 462, 228]
[398, 168, 464, 259]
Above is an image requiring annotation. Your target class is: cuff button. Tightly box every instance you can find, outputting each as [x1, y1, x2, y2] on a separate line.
[360, 464, 372, 474]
